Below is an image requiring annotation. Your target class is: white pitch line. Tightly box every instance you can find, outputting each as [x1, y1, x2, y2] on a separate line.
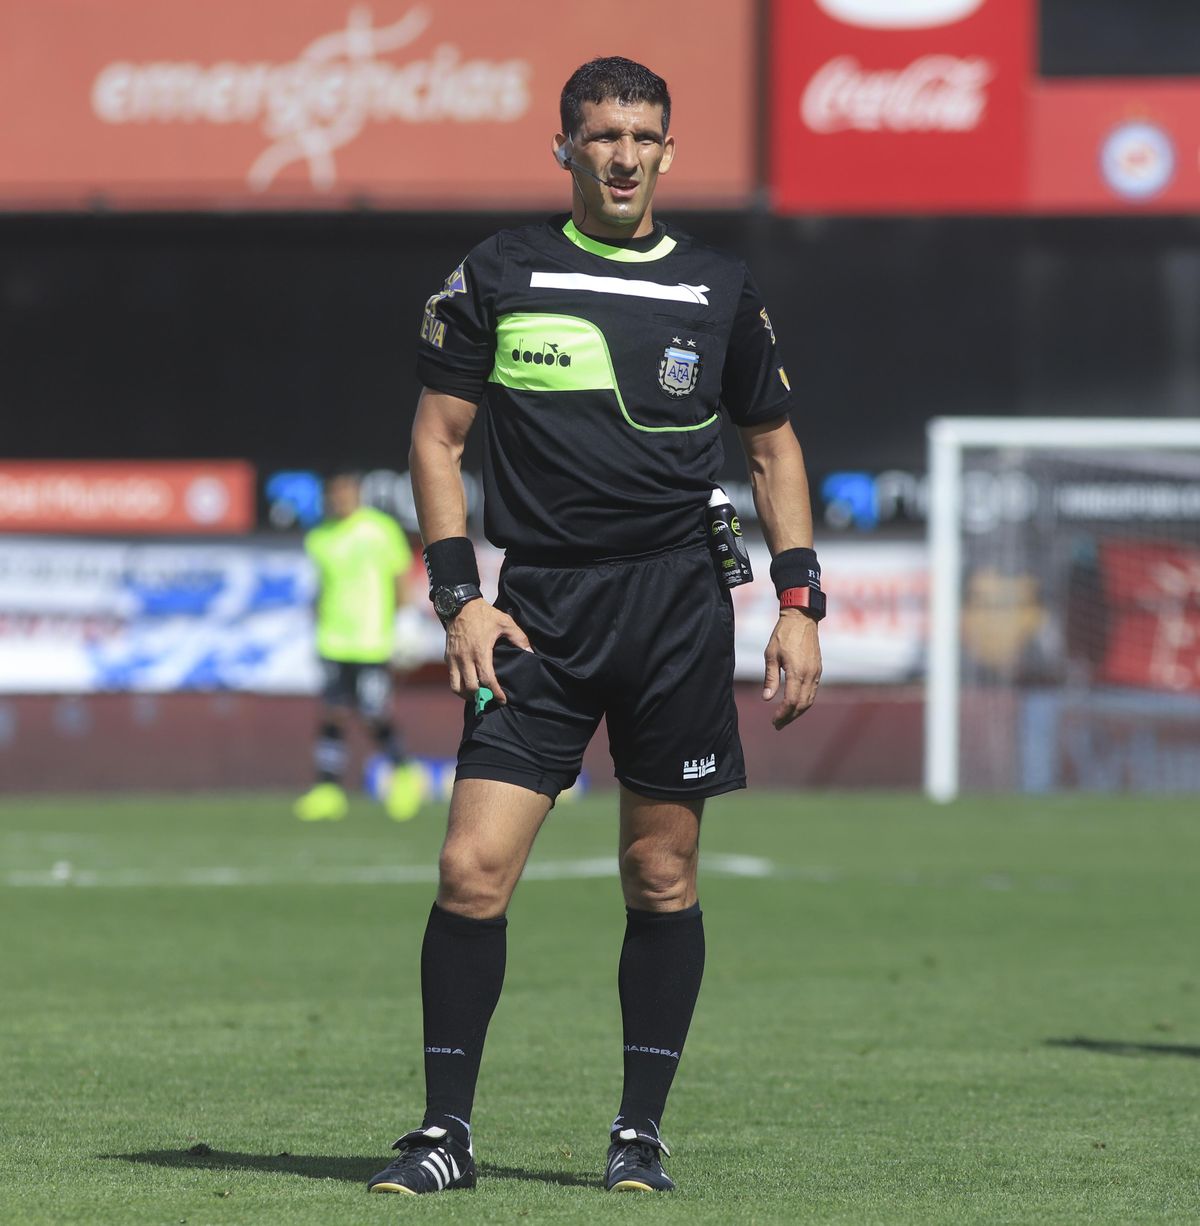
[1, 853, 780, 890]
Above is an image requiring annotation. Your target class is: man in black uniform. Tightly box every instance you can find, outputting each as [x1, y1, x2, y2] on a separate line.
[368, 56, 824, 1197]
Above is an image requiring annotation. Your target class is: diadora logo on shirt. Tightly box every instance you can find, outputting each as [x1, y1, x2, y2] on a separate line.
[815, 0, 984, 28]
[510, 339, 572, 368]
[683, 754, 716, 780]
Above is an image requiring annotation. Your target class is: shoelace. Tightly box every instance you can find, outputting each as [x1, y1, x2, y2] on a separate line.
[613, 1139, 661, 1171]
[381, 1143, 443, 1175]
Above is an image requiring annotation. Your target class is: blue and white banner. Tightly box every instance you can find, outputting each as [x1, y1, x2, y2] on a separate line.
[0, 536, 929, 693]
[0, 539, 319, 693]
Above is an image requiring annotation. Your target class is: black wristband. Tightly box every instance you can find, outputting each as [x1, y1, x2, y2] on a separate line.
[422, 536, 480, 597]
[770, 547, 821, 597]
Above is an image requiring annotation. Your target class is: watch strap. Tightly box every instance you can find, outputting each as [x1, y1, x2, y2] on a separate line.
[780, 585, 826, 620]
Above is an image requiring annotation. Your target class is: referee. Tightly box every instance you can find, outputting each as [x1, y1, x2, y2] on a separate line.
[294, 470, 423, 823]
[368, 57, 823, 1196]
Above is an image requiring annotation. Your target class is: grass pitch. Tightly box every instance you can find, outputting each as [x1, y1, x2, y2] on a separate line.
[2, 790, 1199, 1224]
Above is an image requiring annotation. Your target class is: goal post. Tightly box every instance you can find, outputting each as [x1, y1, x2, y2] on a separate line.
[925, 417, 1200, 801]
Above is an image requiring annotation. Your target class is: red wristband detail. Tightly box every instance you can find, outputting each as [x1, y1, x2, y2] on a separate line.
[780, 587, 815, 610]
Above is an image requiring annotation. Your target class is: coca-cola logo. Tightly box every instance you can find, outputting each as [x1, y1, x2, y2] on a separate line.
[802, 55, 992, 134]
[90, 5, 532, 192]
[814, 0, 985, 29]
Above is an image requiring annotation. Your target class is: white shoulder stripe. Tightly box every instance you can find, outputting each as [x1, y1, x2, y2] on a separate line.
[530, 271, 709, 306]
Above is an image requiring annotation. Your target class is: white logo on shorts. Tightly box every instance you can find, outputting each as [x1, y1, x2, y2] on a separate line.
[683, 754, 716, 780]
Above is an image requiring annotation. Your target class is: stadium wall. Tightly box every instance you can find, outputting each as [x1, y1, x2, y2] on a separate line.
[0, 687, 924, 795]
[3, 212, 1198, 484]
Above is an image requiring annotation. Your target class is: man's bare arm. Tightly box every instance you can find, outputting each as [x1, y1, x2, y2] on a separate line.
[410, 389, 479, 544]
[410, 389, 531, 702]
[738, 415, 823, 729]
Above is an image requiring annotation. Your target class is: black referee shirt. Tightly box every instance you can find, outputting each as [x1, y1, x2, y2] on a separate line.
[416, 215, 793, 560]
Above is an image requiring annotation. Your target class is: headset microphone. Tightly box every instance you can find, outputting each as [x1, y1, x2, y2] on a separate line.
[556, 142, 610, 187]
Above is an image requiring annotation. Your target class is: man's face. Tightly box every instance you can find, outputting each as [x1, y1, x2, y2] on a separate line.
[325, 476, 360, 520]
[555, 98, 675, 238]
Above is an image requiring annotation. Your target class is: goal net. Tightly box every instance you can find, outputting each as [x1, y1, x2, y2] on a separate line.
[925, 418, 1200, 800]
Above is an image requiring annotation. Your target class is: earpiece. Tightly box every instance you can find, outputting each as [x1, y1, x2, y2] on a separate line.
[554, 140, 608, 188]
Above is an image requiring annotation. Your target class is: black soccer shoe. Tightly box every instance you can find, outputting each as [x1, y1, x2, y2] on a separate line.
[604, 1127, 675, 1192]
[367, 1126, 476, 1195]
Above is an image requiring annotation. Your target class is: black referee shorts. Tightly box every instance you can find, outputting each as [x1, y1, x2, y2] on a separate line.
[456, 541, 746, 802]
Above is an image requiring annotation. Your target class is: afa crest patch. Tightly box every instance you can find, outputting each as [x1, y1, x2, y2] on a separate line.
[658, 343, 702, 397]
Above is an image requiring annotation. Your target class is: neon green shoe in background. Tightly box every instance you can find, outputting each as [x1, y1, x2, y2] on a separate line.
[294, 782, 349, 822]
[385, 763, 424, 822]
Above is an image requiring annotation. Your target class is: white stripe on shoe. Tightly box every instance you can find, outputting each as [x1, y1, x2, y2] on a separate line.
[431, 1151, 452, 1186]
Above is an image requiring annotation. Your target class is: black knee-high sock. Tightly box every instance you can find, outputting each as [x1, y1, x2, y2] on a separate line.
[420, 902, 507, 1147]
[615, 903, 705, 1140]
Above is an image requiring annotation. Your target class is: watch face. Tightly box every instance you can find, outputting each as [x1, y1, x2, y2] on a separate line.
[433, 587, 457, 619]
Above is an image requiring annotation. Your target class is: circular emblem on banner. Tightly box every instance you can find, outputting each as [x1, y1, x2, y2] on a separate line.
[1100, 121, 1175, 201]
[185, 476, 230, 524]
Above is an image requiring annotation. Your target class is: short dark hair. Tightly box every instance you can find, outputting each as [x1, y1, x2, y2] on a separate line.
[325, 467, 362, 486]
[559, 57, 671, 140]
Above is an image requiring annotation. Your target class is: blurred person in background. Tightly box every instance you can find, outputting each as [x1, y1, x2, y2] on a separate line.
[367, 56, 823, 1197]
[294, 469, 424, 823]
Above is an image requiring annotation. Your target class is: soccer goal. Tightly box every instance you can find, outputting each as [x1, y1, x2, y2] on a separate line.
[925, 417, 1200, 801]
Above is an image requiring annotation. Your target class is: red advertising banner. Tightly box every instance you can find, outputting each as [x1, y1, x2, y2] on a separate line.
[1030, 82, 1200, 212]
[771, 0, 1033, 212]
[1101, 541, 1200, 692]
[0, 462, 255, 534]
[0, 1, 754, 210]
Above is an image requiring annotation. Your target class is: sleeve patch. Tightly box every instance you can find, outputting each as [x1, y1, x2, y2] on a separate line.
[759, 307, 777, 346]
[420, 261, 468, 349]
[420, 314, 447, 348]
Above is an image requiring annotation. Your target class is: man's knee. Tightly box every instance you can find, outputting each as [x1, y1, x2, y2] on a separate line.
[620, 838, 698, 911]
[437, 839, 513, 918]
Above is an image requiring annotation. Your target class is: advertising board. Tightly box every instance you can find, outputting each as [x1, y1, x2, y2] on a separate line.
[1099, 541, 1200, 693]
[0, 462, 254, 535]
[0, 537, 928, 693]
[772, 0, 1200, 212]
[1031, 83, 1200, 211]
[0, 1, 754, 209]
[771, 0, 1031, 211]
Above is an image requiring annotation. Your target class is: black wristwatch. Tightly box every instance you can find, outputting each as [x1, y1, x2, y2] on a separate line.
[432, 583, 483, 625]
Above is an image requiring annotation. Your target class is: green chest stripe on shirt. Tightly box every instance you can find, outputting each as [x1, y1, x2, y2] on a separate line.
[490, 313, 718, 434]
